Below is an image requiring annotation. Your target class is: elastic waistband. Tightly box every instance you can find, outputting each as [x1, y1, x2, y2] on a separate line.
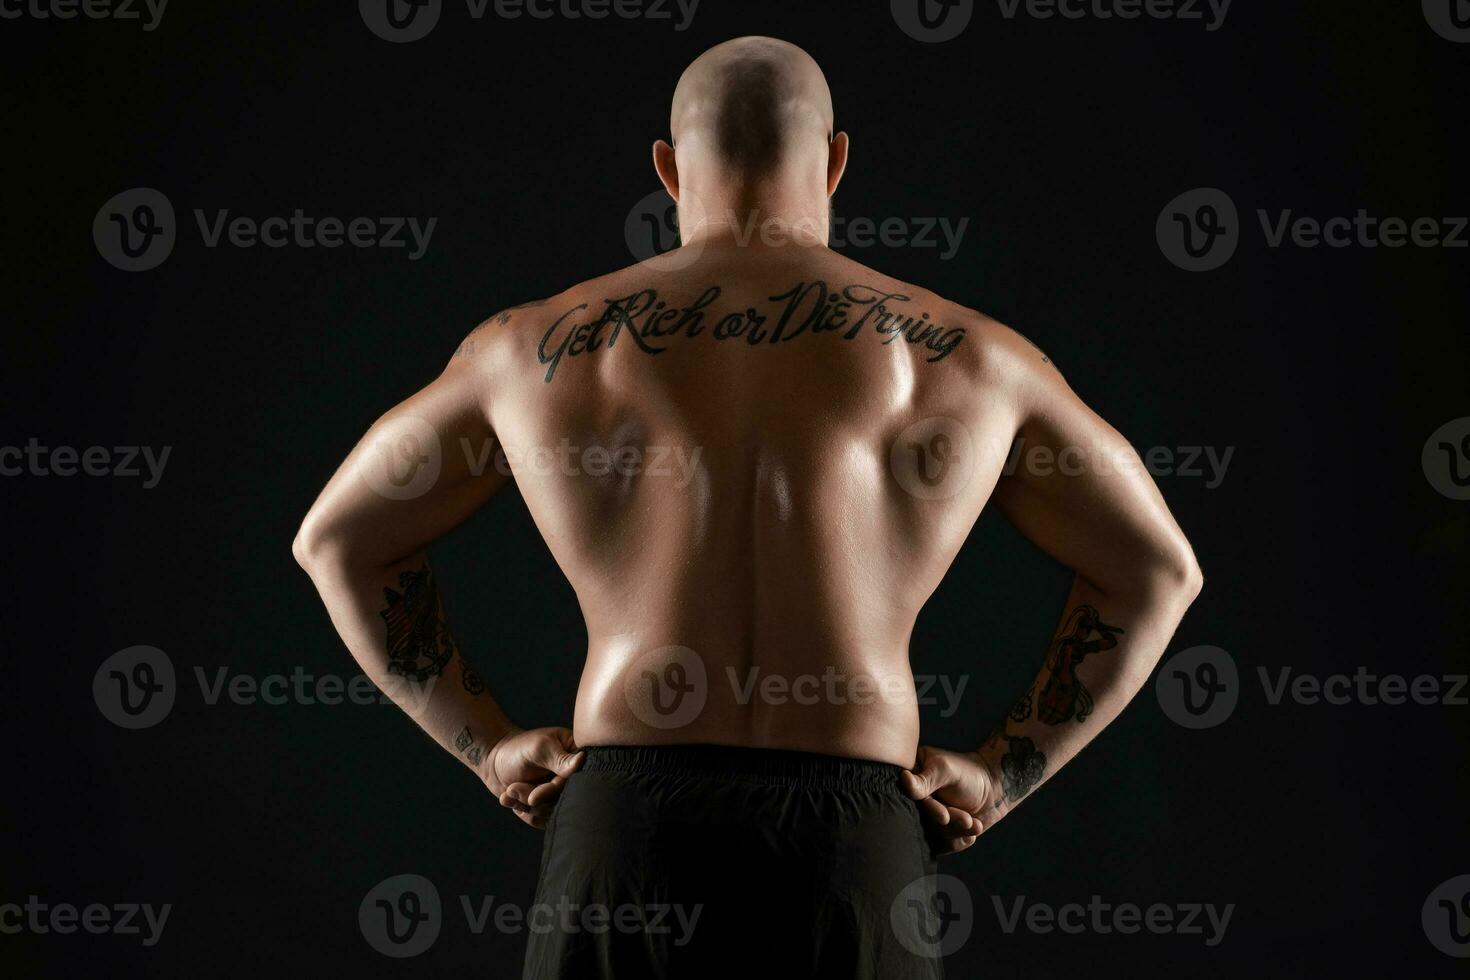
[581, 744, 906, 790]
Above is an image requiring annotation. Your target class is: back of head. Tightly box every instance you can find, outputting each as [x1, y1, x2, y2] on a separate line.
[671, 36, 834, 182]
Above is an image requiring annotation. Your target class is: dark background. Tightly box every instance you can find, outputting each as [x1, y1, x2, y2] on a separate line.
[2, 0, 1467, 975]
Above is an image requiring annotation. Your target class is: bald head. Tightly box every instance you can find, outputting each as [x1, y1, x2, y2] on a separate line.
[670, 37, 835, 180]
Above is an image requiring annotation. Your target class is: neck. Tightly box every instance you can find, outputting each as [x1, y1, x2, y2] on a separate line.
[676, 170, 831, 250]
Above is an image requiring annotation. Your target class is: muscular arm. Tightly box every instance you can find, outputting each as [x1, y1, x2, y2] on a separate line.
[292, 321, 579, 828]
[904, 324, 1203, 851]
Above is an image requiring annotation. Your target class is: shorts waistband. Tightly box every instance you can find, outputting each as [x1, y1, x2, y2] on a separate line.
[581, 744, 907, 790]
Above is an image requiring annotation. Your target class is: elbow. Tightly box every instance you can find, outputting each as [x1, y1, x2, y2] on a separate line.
[1157, 539, 1204, 604]
[1102, 537, 1202, 607]
[291, 522, 321, 576]
[292, 510, 342, 579]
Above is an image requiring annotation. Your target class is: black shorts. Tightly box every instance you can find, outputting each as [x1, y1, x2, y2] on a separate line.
[522, 744, 946, 980]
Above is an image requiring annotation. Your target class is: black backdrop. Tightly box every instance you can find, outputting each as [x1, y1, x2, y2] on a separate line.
[2, 1, 1467, 976]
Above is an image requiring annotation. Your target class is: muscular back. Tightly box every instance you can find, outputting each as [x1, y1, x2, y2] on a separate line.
[475, 244, 1027, 766]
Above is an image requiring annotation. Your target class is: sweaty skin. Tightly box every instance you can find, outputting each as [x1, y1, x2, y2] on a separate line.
[294, 36, 1201, 854]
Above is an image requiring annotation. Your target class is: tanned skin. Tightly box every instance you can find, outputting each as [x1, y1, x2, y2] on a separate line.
[294, 36, 1202, 855]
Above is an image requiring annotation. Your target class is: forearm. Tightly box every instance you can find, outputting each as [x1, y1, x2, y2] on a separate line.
[299, 550, 517, 779]
[976, 570, 1198, 826]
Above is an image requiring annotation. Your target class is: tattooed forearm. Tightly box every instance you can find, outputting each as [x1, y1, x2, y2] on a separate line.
[1008, 684, 1034, 723]
[380, 562, 479, 693]
[380, 563, 456, 682]
[1036, 605, 1125, 725]
[378, 562, 493, 698]
[996, 733, 1047, 803]
[534, 281, 967, 382]
[460, 660, 487, 696]
[982, 604, 1127, 811]
[453, 725, 486, 767]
